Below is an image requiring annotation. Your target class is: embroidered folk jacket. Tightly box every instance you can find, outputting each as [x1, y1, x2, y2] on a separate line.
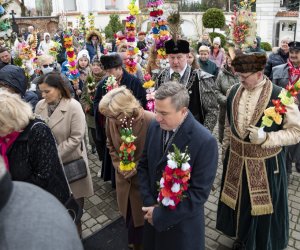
[155, 65, 218, 132]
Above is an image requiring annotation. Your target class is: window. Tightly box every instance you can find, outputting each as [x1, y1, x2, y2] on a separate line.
[63, 0, 77, 12]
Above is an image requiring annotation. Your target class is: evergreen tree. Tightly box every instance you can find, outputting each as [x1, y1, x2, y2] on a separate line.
[104, 14, 124, 40]
[202, 8, 225, 32]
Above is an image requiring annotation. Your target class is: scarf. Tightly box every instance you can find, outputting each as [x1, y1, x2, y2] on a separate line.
[0, 131, 20, 170]
[48, 98, 62, 117]
[287, 59, 300, 85]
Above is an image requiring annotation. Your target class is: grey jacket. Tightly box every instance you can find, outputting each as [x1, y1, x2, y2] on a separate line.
[215, 66, 239, 107]
[271, 63, 289, 88]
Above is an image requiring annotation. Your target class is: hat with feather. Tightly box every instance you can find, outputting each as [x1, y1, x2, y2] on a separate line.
[165, 11, 189, 54]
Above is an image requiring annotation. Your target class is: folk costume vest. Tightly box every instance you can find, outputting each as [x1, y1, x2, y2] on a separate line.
[221, 80, 283, 216]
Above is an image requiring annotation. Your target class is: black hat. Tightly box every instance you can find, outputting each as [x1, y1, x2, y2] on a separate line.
[0, 65, 27, 96]
[165, 39, 190, 54]
[288, 41, 300, 51]
[100, 54, 123, 70]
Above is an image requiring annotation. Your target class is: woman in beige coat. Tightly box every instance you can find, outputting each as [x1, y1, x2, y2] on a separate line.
[99, 86, 154, 250]
[35, 72, 94, 235]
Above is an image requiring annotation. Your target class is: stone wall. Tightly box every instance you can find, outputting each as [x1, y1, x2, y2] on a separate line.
[14, 16, 59, 36]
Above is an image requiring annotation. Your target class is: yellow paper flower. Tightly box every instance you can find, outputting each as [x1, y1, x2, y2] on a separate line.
[278, 90, 294, 105]
[261, 116, 273, 127]
[119, 162, 136, 171]
[294, 80, 300, 89]
[273, 113, 282, 125]
[264, 107, 277, 117]
[143, 80, 155, 89]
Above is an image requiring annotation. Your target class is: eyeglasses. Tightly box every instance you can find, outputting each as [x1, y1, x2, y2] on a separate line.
[42, 63, 55, 68]
[236, 72, 257, 79]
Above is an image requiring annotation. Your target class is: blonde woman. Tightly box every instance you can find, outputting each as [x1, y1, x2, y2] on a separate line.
[99, 86, 154, 250]
[0, 88, 69, 204]
[35, 72, 94, 236]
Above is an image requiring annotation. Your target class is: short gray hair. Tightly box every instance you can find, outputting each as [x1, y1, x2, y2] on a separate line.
[155, 81, 190, 110]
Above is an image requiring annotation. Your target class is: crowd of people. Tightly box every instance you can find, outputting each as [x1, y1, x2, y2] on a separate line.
[0, 9, 300, 250]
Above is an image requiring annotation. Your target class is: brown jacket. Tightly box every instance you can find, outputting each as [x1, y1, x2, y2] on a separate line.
[106, 110, 154, 227]
[35, 98, 94, 199]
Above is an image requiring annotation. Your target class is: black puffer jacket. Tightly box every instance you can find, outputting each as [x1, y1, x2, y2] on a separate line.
[264, 48, 289, 78]
[7, 119, 70, 204]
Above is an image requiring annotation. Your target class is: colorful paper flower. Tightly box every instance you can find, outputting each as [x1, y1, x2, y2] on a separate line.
[157, 145, 192, 210]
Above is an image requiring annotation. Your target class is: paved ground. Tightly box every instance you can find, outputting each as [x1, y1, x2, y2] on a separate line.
[82, 139, 300, 250]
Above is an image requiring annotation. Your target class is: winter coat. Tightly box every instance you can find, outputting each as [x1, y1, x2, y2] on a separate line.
[264, 48, 289, 78]
[199, 59, 219, 79]
[8, 118, 70, 204]
[106, 110, 154, 227]
[215, 66, 239, 143]
[35, 98, 94, 199]
[138, 112, 218, 250]
[209, 48, 225, 68]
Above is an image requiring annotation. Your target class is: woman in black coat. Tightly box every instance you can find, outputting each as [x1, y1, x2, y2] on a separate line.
[0, 89, 69, 204]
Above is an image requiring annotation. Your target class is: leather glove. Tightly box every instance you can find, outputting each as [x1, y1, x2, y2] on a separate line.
[247, 125, 267, 145]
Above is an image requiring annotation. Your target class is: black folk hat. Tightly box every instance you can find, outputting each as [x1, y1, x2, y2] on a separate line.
[288, 41, 300, 51]
[165, 39, 190, 54]
[100, 54, 123, 70]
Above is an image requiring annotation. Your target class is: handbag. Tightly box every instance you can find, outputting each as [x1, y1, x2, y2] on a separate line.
[64, 157, 87, 183]
[63, 142, 87, 183]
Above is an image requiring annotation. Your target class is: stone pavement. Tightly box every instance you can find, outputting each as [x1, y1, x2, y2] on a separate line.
[82, 142, 300, 250]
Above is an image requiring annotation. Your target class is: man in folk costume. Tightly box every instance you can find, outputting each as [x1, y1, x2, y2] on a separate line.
[155, 14, 217, 132]
[272, 41, 300, 181]
[138, 82, 218, 250]
[216, 3, 300, 248]
[93, 54, 146, 186]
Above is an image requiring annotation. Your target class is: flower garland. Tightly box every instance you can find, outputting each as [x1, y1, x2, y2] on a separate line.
[157, 144, 192, 210]
[84, 74, 96, 111]
[119, 117, 137, 171]
[63, 33, 80, 81]
[88, 12, 95, 31]
[48, 41, 62, 60]
[77, 14, 86, 47]
[147, 0, 170, 69]
[229, 0, 256, 49]
[143, 73, 155, 112]
[125, 0, 139, 74]
[103, 75, 119, 92]
[261, 80, 300, 127]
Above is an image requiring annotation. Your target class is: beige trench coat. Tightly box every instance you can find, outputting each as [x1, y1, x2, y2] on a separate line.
[106, 110, 154, 227]
[35, 98, 94, 199]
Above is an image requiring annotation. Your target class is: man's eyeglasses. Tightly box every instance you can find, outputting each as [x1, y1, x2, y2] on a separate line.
[236, 72, 257, 80]
[42, 63, 55, 68]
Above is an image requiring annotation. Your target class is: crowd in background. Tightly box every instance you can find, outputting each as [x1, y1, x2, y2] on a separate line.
[0, 21, 300, 250]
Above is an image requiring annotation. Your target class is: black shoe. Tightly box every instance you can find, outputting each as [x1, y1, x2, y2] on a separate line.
[296, 164, 300, 173]
[232, 240, 245, 250]
[91, 146, 96, 154]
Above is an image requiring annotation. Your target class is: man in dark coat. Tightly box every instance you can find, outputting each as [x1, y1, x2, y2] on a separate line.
[264, 36, 291, 78]
[138, 82, 218, 250]
[93, 53, 146, 185]
[272, 41, 300, 179]
[156, 39, 218, 132]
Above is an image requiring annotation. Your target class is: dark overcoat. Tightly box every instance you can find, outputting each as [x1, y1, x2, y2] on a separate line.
[138, 112, 218, 250]
[93, 69, 147, 183]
